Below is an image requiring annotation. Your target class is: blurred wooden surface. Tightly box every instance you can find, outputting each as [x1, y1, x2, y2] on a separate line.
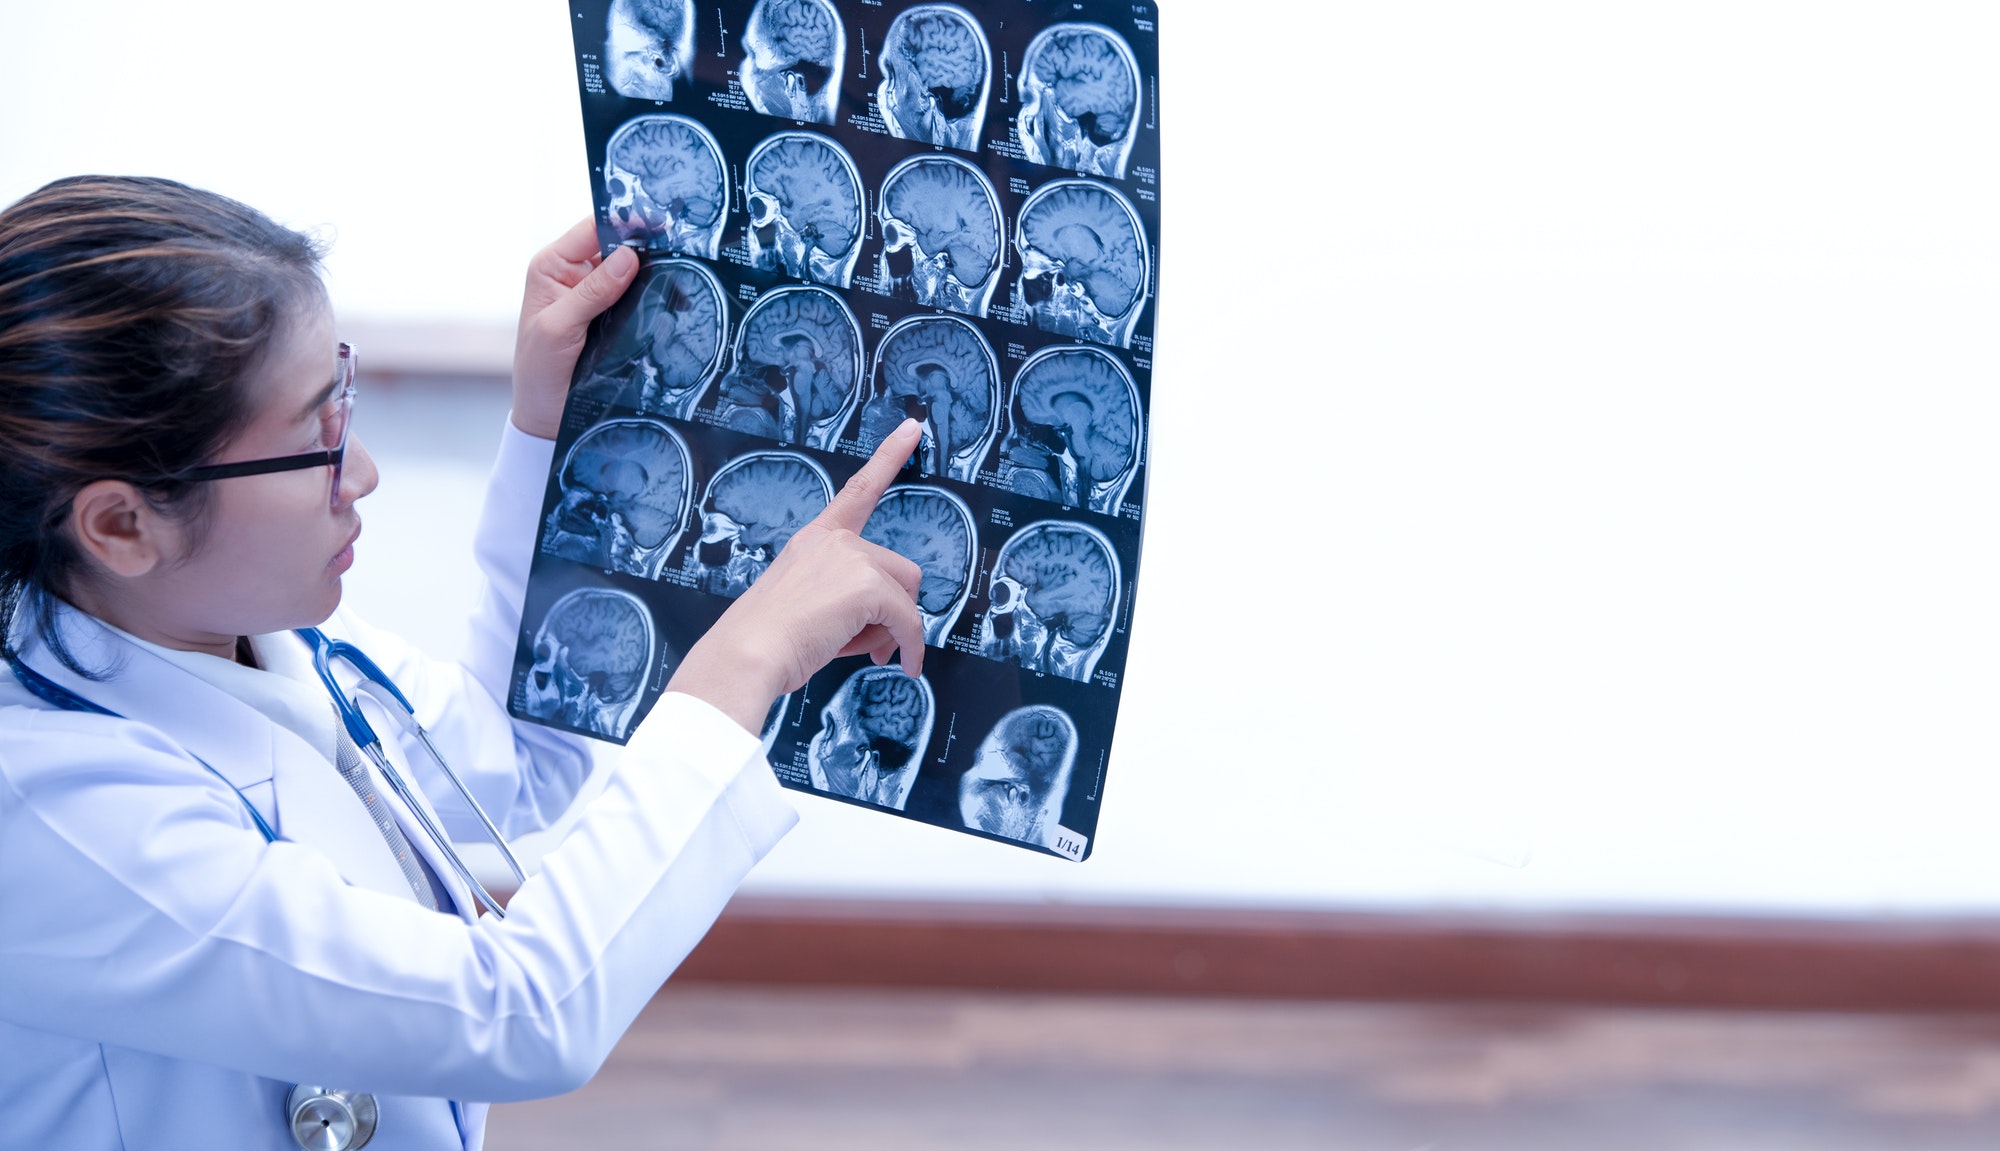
[670, 898, 2000, 1011]
[486, 985, 2000, 1150]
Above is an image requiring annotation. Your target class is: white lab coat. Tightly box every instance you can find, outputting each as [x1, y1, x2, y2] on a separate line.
[0, 423, 798, 1150]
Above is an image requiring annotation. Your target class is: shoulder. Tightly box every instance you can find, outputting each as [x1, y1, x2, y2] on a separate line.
[0, 699, 218, 791]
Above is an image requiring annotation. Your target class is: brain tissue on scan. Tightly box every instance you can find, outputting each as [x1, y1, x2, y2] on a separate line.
[861, 484, 978, 644]
[572, 259, 727, 420]
[808, 665, 935, 809]
[878, 155, 1002, 318]
[746, 132, 865, 288]
[856, 314, 999, 484]
[742, 0, 844, 124]
[994, 345, 1141, 515]
[959, 704, 1078, 847]
[877, 4, 990, 152]
[606, 115, 728, 258]
[694, 451, 833, 597]
[524, 588, 657, 739]
[542, 418, 694, 579]
[976, 519, 1120, 682]
[606, 0, 694, 100]
[1017, 23, 1141, 180]
[1016, 179, 1149, 349]
[711, 285, 862, 450]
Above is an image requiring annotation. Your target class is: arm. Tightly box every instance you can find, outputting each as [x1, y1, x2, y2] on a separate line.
[0, 696, 791, 1101]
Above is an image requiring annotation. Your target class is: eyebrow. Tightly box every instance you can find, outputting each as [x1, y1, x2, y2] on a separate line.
[293, 370, 342, 424]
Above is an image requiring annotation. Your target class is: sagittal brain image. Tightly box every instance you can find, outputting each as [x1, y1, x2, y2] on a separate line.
[1017, 23, 1140, 179]
[522, 588, 656, 740]
[606, 115, 727, 257]
[877, 5, 989, 151]
[572, 259, 726, 420]
[977, 520, 1120, 682]
[959, 704, 1077, 847]
[862, 485, 977, 644]
[1017, 179, 1148, 348]
[710, 286, 861, 450]
[543, 419, 693, 579]
[606, 0, 694, 100]
[742, 0, 844, 125]
[746, 132, 864, 288]
[994, 346, 1140, 515]
[854, 315, 998, 484]
[878, 155, 1002, 317]
[695, 451, 833, 597]
[808, 666, 935, 810]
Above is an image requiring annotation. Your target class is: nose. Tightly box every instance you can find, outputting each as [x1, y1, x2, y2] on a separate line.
[338, 436, 381, 506]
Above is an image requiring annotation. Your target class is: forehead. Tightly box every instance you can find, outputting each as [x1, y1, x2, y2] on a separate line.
[244, 304, 338, 420]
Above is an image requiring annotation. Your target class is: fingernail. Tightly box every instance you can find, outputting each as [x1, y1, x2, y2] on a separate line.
[898, 417, 919, 436]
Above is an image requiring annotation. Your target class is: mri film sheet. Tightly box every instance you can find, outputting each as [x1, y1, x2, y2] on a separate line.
[508, 0, 1162, 860]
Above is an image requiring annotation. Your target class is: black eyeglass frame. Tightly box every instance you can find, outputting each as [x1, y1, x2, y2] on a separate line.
[180, 343, 355, 508]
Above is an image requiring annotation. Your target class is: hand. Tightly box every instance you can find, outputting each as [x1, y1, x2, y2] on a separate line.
[666, 420, 928, 735]
[510, 220, 640, 439]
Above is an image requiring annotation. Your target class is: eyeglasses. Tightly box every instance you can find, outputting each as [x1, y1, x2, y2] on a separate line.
[182, 343, 356, 509]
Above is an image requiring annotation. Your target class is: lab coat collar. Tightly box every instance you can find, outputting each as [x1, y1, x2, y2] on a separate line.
[19, 605, 452, 912]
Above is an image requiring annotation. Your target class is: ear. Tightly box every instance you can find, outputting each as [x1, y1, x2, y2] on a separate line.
[68, 480, 170, 579]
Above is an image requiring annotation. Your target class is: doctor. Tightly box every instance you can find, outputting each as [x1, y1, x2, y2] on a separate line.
[0, 176, 926, 1149]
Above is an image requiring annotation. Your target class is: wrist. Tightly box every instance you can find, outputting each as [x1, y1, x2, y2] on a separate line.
[666, 635, 790, 737]
[509, 394, 561, 441]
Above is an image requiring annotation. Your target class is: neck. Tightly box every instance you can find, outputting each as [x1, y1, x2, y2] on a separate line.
[62, 581, 246, 664]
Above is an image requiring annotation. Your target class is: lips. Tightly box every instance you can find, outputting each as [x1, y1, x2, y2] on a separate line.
[330, 523, 362, 572]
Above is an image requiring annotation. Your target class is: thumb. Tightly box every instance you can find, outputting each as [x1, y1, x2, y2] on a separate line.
[543, 245, 640, 338]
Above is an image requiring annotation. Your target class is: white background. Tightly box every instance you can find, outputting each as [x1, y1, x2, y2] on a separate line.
[4, 1, 1999, 915]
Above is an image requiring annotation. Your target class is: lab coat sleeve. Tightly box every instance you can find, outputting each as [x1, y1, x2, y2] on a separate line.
[324, 418, 597, 839]
[0, 691, 797, 1101]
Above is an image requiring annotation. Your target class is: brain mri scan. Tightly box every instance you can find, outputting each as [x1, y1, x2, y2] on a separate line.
[605, 115, 729, 258]
[853, 314, 998, 484]
[571, 258, 728, 420]
[521, 588, 658, 740]
[1016, 23, 1141, 180]
[992, 345, 1141, 515]
[709, 285, 862, 450]
[741, 0, 845, 125]
[746, 132, 865, 288]
[875, 4, 990, 152]
[861, 485, 978, 646]
[975, 520, 1120, 681]
[877, 154, 1002, 317]
[692, 450, 833, 597]
[808, 665, 936, 810]
[542, 418, 695, 579]
[959, 704, 1077, 848]
[606, 0, 695, 100]
[1016, 179, 1149, 348]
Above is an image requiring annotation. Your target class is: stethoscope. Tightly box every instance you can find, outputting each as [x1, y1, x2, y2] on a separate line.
[7, 626, 528, 1150]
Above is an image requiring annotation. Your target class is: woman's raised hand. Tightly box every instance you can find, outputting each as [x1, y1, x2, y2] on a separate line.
[667, 420, 928, 735]
[510, 220, 639, 439]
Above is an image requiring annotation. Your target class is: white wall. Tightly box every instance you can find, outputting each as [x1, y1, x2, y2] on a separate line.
[5, 2, 1999, 915]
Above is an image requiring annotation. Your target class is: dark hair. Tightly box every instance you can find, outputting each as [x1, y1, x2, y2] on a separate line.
[0, 175, 328, 676]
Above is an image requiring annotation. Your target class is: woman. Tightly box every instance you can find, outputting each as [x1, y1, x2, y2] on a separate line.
[0, 175, 925, 1149]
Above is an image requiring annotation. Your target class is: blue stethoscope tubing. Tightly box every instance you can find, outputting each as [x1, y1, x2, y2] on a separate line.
[6, 627, 525, 919]
[296, 627, 526, 918]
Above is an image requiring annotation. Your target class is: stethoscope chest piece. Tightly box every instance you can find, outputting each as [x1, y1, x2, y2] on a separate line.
[287, 1085, 378, 1151]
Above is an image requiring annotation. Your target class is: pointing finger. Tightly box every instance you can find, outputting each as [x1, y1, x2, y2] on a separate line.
[822, 419, 921, 533]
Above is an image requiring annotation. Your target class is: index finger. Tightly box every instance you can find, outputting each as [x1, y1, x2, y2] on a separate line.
[821, 419, 922, 533]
